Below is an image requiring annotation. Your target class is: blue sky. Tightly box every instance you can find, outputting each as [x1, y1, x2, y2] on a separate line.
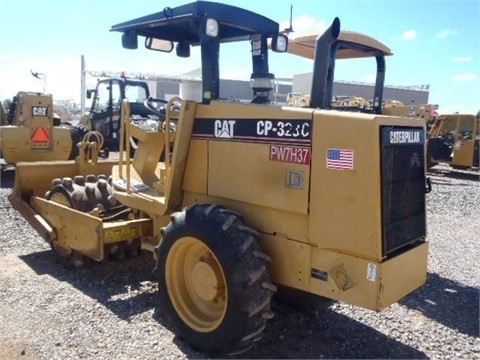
[1, 0, 478, 114]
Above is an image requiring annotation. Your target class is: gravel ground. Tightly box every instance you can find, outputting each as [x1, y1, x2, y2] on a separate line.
[0, 165, 479, 359]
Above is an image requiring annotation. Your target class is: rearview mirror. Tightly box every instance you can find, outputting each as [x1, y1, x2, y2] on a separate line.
[145, 37, 174, 52]
[122, 31, 138, 49]
[86, 89, 95, 99]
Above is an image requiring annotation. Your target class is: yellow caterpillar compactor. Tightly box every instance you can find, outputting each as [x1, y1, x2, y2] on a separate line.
[9, 1, 430, 355]
[0, 91, 72, 164]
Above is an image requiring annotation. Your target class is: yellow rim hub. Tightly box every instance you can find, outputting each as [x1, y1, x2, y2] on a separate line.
[166, 237, 227, 332]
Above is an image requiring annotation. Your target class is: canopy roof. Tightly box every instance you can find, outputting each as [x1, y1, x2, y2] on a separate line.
[288, 31, 393, 60]
[111, 1, 280, 45]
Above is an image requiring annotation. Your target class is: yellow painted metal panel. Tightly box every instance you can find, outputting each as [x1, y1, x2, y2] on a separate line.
[208, 141, 309, 214]
[261, 234, 311, 291]
[183, 140, 208, 194]
[378, 242, 428, 309]
[309, 111, 426, 261]
[309, 242, 428, 311]
[452, 140, 476, 166]
[1, 126, 72, 164]
[30, 196, 105, 261]
[309, 247, 379, 309]
[309, 110, 382, 260]
[102, 218, 153, 244]
[30, 196, 153, 260]
[182, 191, 309, 243]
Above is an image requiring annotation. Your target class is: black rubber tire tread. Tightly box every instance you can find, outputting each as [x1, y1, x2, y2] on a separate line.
[68, 124, 92, 160]
[155, 203, 276, 355]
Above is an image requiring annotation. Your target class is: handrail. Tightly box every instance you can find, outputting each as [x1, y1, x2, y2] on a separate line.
[163, 96, 182, 184]
[78, 131, 104, 165]
[119, 99, 132, 193]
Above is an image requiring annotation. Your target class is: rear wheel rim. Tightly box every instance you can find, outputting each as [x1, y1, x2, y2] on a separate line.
[166, 236, 227, 332]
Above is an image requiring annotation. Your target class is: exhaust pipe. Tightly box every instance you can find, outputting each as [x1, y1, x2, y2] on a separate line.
[309, 17, 341, 109]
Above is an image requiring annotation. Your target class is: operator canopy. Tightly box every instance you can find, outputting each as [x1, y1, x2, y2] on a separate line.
[111, 1, 287, 104]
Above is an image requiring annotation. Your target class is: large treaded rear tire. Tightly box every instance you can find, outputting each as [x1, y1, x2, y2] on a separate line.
[155, 204, 276, 355]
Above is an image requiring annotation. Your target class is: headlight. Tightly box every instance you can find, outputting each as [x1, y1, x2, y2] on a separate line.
[250, 77, 274, 92]
[205, 18, 219, 37]
[272, 34, 288, 52]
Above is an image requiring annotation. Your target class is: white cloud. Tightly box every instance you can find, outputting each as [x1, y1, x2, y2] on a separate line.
[452, 56, 472, 62]
[401, 30, 417, 41]
[451, 73, 477, 81]
[435, 29, 458, 39]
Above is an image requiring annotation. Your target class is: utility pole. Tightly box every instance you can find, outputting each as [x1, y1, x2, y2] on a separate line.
[81, 55, 86, 116]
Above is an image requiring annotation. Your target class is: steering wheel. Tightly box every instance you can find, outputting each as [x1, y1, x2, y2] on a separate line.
[144, 96, 168, 117]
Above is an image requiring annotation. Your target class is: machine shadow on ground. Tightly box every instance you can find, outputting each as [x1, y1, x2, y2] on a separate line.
[400, 272, 479, 338]
[224, 303, 428, 359]
[20, 249, 427, 359]
[428, 166, 479, 182]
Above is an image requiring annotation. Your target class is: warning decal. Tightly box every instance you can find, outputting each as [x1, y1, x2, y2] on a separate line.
[31, 126, 50, 142]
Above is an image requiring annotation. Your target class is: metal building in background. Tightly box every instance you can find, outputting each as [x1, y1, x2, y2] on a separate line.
[292, 72, 430, 105]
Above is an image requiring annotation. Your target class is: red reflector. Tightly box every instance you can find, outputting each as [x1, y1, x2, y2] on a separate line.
[31, 126, 50, 142]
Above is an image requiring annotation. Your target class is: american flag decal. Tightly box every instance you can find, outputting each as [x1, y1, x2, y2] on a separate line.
[326, 148, 354, 170]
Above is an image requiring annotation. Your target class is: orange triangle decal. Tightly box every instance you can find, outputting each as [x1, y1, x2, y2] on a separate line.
[31, 126, 50, 142]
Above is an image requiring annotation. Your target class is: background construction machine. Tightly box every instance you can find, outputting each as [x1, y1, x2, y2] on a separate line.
[0, 100, 7, 125]
[9, 1, 429, 355]
[79, 75, 163, 152]
[383, 101, 439, 131]
[0, 91, 73, 164]
[427, 113, 479, 169]
[0, 76, 162, 169]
